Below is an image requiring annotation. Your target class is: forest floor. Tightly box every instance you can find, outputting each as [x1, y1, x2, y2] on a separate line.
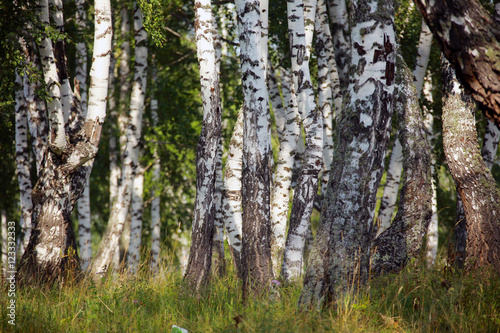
[1, 258, 499, 332]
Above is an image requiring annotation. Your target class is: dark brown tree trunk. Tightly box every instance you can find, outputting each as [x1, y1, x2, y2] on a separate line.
[415, 0, 500, 126]
[371, 53, 433, 275]
[442, 59, 500, 275]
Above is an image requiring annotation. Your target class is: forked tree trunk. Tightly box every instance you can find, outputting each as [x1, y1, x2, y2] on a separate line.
[17, 0, 112, 286]
[281, 0, 323, 282]
[235, 0, 273, 295]
[299, 0, 395, 308]
[442, 60, 500, 275]
[184, 0, 222, 289]
[371, 53, 433, 275]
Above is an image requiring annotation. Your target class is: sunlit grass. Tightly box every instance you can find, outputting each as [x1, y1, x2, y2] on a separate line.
[1, 258, 499, 332]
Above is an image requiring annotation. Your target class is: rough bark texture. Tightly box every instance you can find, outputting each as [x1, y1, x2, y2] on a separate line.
[371, 54, 433, 275]
[281, 0, 323, 282]
[17, 0, 112, 286]
[299, 0, 395, 308]
[442, 60, 500, 275]
[184, 0, 222, 289]
[415, 0, 500, 126]
[236, 0, 273, 295]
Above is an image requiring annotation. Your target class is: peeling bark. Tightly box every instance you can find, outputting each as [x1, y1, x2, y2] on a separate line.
[415, 0, 500, 126]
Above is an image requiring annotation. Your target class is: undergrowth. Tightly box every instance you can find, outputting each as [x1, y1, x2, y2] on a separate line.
[1, 260, 499, 332]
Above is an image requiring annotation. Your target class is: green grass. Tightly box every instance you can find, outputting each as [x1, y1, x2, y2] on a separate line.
[2, 260, 499, 333]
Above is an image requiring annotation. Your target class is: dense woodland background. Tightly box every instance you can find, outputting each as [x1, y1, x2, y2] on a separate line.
[0, 0, 499, 282]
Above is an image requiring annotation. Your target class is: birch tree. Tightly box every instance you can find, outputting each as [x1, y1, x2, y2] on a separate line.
[299, 0, 396, 307]
[184, 0, 222, 289]
[221, 109, 244, 277]
[15, 69, 33, 255]
[17, 0, 112, 285]
[281, 0, 323, 282]
[235, 0, 273, 294]
[442, 60, 500, 275]
[371, 53, 433, 275]
[75, 0, 92, 271]
[91, 2, 147, 277]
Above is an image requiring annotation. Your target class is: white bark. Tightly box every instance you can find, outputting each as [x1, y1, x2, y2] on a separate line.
[236, 0, 273, 291]
[87, 1, 128, 277]
[222, 109, 243, 275]
[150, 61, 161, 273]
[15, 70, 33, 255]
[184, 0, 222, 288]
[326, 0, 350, 88]
[38, 0, 66, 153]
[377, 138, 403, 235]
[75, 0, 91, 271]
[128, 165, 144, 274]
[413, 19, 433, 97]
[481, 120, 500, 170]
[268, 67, 285, 139]
[315, 0, 335, 193]
[281, 0, 323, 281]
[270, 68, 301, 275]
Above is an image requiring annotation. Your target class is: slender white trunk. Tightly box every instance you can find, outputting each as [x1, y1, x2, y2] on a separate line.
[315, 0, 335, 194]
[326, 0, 350, 89]
[184, 0, 222, 289]
[268, 67, 285, 139]
[236, 0, 273, 293]
[270, 68, 301, 275]
[74, 0, 92, 271]
[281, 0, 323, 282]
[39, 0, 66, 153]
[15, 70, 33, 256]
[377, 139, 403, 235]
[413, 19, 432, 97]
[150, 61, 161, 273]
[128, 165, 144, 274]
[90, 0, 137, 278]
[221, 109, 243, 276]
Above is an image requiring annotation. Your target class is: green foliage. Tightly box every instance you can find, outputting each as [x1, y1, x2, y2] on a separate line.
[2, 261, 499, 332]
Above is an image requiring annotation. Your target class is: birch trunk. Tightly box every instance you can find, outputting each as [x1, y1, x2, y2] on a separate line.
[377, 138, 403, 235]
[17, 0, 112, 286]
[442, 60, 500, 276]
[371, 53, 433, 275]
[326, 0, 350, 90]
[222, 109, 243, 277]
[315, 0, 336, 194]
[38, 0, 66, 153]
[91, 2, 147, 278]
[1, 211, 7, 276]
[184, 0, 222, 289]
[15, 70, 33, 255]
[281, 0, 323, 282]
[75, 0, 92, 271]
[128, 165, 144, 274]
[270, 67, 301, 276]
[235, 0, 273, 294]
[150, 61, 161, 273]
[299, 0, 396, 307]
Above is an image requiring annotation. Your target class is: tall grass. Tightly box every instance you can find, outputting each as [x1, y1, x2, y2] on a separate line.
[1, 259, 499, 332]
